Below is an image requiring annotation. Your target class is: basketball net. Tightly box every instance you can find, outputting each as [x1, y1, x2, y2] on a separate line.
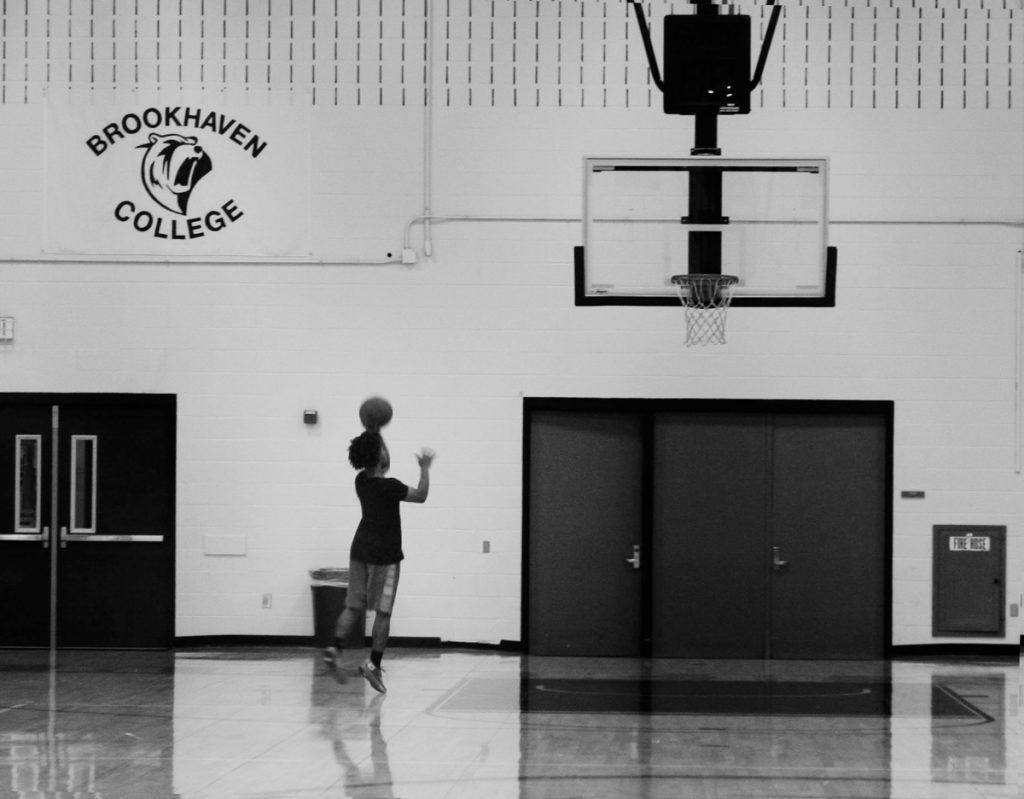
[671, 274, 739, 347]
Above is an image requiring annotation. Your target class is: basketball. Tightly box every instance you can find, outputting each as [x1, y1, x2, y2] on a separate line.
[358, 396, 393, 431]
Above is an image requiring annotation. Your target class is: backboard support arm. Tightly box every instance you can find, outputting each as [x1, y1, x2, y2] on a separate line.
[628, 1, 665, 93]
[749, 3, 783, 91]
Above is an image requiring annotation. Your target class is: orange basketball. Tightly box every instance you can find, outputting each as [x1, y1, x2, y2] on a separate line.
[358, 396, 393, 431]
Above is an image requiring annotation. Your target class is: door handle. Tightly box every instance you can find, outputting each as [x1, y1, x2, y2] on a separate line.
[772, 546, 789, 571]
[625, 544, 641, 570]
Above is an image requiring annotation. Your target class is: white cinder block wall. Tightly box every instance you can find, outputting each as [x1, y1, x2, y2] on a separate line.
[0, 1, 1021, 647]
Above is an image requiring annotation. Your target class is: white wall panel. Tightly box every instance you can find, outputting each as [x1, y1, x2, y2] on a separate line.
[0, 1, 1021, 647]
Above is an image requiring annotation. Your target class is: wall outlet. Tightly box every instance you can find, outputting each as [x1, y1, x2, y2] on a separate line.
[262, 593, 272, 609]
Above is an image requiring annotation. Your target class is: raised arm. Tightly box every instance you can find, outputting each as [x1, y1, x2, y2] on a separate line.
[403, 448, 435, 503]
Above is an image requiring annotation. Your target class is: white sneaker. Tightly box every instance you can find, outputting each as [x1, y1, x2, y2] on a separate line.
[359, 660, 386, 694]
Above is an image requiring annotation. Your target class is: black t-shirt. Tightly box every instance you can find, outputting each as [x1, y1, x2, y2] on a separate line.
[350, 472, 409, 564]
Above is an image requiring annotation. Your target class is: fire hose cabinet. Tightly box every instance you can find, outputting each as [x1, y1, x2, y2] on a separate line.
[932, 525, 1006, 637]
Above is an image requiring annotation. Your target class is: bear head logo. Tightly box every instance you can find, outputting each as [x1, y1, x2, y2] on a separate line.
[137, 132, 213, 215]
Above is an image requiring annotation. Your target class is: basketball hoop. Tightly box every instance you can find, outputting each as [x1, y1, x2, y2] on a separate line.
[671, 274, 739, 346]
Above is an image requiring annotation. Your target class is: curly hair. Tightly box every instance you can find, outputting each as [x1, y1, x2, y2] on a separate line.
[348, 431, 384, 470]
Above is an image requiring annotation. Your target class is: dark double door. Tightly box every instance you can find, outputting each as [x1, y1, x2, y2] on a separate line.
[0, 394, 175, 648]
[526, 402, 891, 659]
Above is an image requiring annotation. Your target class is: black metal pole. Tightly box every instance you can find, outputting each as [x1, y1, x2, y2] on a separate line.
[686, 0, 724, 274]
[692, 113, 720, 156]
[686, 163, 723, 275]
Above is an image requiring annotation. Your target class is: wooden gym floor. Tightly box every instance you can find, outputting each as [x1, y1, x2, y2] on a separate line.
[0, 646, 1018, 798]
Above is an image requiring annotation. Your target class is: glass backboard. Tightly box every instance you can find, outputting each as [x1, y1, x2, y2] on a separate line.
[576, 157, 836, 307]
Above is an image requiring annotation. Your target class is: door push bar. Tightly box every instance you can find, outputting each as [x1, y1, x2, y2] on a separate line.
[60, 526, 164, 546]
[4, 527, 164, 545]
[0, 527, 49, 546]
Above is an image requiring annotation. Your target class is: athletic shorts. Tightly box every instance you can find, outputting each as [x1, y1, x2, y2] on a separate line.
[345, 560, 401, 615]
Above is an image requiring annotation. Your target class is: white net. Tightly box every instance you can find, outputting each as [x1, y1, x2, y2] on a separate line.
[671, 274, 739, 346]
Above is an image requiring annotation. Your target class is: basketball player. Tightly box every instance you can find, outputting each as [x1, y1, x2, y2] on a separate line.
[326, 431, 434, 693]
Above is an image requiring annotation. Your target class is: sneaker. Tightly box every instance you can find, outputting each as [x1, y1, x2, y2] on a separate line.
[323, 646, 339, 666]
[359, 661, 387, 694]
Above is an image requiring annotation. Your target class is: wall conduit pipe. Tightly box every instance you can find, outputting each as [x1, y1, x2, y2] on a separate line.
[421, 0, 435, 258]
[1016, 248, 1023, 474]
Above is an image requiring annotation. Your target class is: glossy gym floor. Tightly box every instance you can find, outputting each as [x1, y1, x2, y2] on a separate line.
[0, 646, 1019, 798]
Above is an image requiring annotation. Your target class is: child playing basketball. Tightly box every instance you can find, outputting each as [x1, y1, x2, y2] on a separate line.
[326, 430, 434, 693]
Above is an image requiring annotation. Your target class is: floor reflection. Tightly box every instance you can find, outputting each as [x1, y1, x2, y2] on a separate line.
[320, 693, 394, 798]
[0, 647, 1017, 798]
[929, 671, 1007, 786]
[0, 649, 176, 797]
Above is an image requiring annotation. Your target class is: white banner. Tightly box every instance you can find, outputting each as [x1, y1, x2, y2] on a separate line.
[44, 92, 311, 258]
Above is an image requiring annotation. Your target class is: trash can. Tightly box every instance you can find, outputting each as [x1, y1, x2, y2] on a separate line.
[309, 568, 363, 648]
